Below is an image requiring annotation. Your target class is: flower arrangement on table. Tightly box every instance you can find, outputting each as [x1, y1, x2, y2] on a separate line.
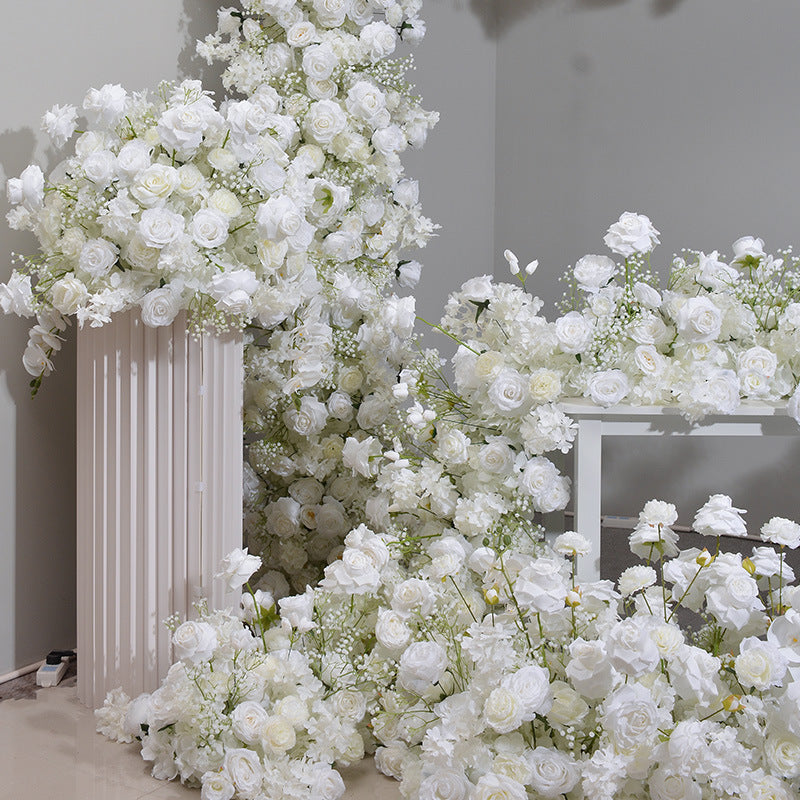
[550, 212, 800, 422]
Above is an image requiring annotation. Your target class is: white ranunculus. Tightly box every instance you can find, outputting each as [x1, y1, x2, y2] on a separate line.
[526, 747, 581, 799]
[398, 641, 448, 694]
[138, 208, 184, 249]
[190, 208, 229, 249]
[603, 211, 660, 257]
[761, 516, 800, 549]
[172, 620, 218, 664]
[230, 700, 268, 745]
[573, 254, 616, 292]
[79, 238, 119, 278]
[675, 296, 722, 343]
[140, 287, 181, 328]
[528, 368, 562, 403]
[555, 310, 592, 354]
[222, 749, 263, 797]
[588, 369, 629, 407]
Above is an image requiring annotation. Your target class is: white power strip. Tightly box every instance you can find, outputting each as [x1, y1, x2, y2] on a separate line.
[35, 659, 69, 687]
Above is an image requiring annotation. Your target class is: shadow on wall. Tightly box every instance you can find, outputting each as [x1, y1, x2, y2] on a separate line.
[178, 0, 225, 96]
[468, 0, 687, 38]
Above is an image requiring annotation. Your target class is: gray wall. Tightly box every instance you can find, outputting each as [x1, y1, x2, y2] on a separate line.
[493, 0, 800, 531]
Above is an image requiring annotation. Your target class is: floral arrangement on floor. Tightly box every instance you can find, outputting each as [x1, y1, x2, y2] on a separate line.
[551, 212, 800, 422]
[97, 496, 800, 800]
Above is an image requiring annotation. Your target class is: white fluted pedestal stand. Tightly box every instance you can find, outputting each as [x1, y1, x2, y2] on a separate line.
[76, 311, 243, 708]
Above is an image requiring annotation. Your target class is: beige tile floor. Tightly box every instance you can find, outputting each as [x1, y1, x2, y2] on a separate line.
[0, 685, 401, 800]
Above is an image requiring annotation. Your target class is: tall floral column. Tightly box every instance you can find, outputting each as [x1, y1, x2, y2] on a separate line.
[76, 311, 243, 708]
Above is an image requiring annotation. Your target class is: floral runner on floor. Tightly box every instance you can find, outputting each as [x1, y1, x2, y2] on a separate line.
[2, 1, 800, 798]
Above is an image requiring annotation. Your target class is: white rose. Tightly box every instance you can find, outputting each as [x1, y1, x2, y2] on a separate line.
[392, 578, 435, 616]
[603, 211, 660, 257]
[175, 163, 205, 197]
[130, 163, 179, 207]
[301, 43, 338, 80]
[190, 208, 229, 249]
[217, 547, 261, 591]
[476, 439, 513, 475]
[397, 260, 422, 288]
[0, 273, 35, 317]
[528, 368, 561, 403]
[675, 296, 722, 343]
[256, 195, 313, 252]
[284, 396, 328, 436]
[648, 769, 702, 800]
[418, 772, 470, 800]
[313, 0, 349, 28]
[262, 715, 296, 753]
[398, 642, 447, 695]
[286, 20, 317, 47]
[309, 765, 345, 800]
[555, 311, 592, 353]
[526, 747, 580, 798]
[222, 749, 263, 797]
[200, 771, 235, 800]
[231, 700, 269, 745]
[435, 428, 470, 465]
[172, 620, 218, 664]
[602, 684, 661, 753]
[278, 587, 316, 632]
[208, 188, 243, 219]
[304, 99, 347, 145]
[573, 254, 616, 292]
[696, 250, 738, 290]
[266, 497, 301, 539]
[504, 664, 553, 718]
[138, 208, 185, 249]
[209, 269, 259, 314]
[372, 124, 406, 156]
[488, 368, 528, 414]
[765, 732, 800, 779]
[514, 558, 568, 615]
[50, 276, 88, 315]
[326, 391, 353, 421]
[460, 274, 493, 302]
[761, 516, 800, 549]
[6, 164, 44, 210]
[115, 140, 153, 180]
[734, 638, 787, 690]
[633, 281, 662, 308]
[633, 344, 664, 375]
[732, 235, 766, 262]
[606, 618, 660, 677]
[82, 83, 128, 127]
[547, 681, 589, 727]
[588, 369, 629, 407]
[375, 609, 412, 652]
[79, 238, 118, 278]
[471, 773, 526, 800]
[361, 21, 397, 60]
[82, 150, 115, 187]
[158, 104, 208, 156]
[320, 547, 381, 594]
[483, 687, 524, 734]
[140, 287, 181, 328]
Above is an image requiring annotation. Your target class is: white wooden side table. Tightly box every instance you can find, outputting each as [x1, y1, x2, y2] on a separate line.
[558, 400, 798, 582]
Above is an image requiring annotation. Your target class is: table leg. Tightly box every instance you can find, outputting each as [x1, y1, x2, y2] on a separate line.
[574, 418, 602, 583]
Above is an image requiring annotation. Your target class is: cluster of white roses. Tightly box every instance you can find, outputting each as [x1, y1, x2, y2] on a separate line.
[553, 212, 800, 421]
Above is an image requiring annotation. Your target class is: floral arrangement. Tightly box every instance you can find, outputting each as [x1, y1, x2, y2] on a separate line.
[552, 212, 800, 422]
[98, 496, 800, 799]
[0, 0, 435, 400]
